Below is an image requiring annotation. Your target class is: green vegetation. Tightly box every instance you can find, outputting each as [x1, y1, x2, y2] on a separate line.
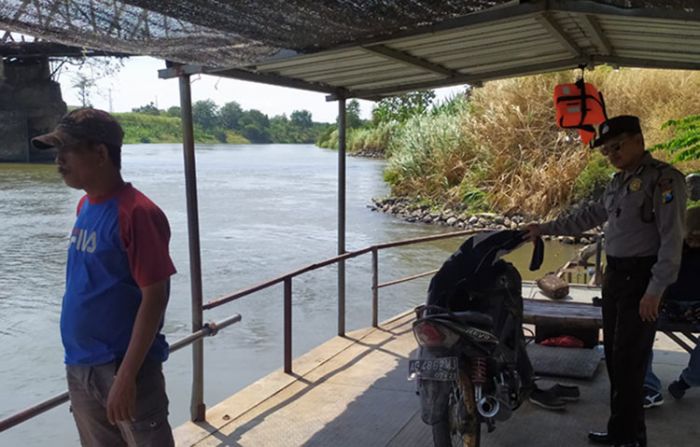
[572, 152, 614, 202]
[346, 68, 700, 217]
[651, 115, 700, 163]
[115, 112, 249, 144]
[117, 100, 332, 145]
[316, 93, 434, 155]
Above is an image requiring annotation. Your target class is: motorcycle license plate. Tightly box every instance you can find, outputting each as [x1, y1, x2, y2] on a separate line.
[408, 357, 458, 381]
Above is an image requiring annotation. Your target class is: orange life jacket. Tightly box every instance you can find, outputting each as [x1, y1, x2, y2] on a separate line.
[554, 80, 608, 145]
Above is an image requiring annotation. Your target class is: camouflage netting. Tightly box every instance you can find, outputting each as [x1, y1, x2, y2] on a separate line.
[0, 1, 696, 69]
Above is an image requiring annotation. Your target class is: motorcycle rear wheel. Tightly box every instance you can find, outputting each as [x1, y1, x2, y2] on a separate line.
[431, 372, 481, 447]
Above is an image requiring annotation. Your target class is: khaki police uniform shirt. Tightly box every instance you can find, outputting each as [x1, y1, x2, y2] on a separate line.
[541, 152, 687, 297]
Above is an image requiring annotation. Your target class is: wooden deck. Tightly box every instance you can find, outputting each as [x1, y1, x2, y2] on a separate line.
[175, 289, 700, 446]
[174, 310, 428, 446]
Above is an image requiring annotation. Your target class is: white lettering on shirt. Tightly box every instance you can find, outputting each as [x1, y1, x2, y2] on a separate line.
[70, 229, 97, 253]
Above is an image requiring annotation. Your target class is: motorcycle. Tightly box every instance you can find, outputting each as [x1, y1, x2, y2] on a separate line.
[409, 230, 543, 447]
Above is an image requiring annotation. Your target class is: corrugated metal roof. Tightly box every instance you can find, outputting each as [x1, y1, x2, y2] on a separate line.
[208, 0, 699, 99]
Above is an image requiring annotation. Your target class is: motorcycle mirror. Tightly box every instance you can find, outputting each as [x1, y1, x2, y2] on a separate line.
[529, 237, 544, 271]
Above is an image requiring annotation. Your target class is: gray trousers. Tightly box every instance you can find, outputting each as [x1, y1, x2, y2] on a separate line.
[66, 359, 174, 447]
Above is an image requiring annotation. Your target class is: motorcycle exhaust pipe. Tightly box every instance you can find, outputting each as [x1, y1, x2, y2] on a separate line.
[477, 396, 501, 419]
[474, 385, 500, 419]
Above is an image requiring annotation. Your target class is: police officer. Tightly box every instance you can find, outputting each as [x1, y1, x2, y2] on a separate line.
[525, 115, 687, 447]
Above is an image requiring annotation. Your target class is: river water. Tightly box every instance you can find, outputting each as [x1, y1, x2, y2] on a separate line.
[0, 144, 576, 445]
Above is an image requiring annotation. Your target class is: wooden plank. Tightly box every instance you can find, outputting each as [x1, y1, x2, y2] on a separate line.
[523, 298, 602, 329]
[524, 298, 700, 335]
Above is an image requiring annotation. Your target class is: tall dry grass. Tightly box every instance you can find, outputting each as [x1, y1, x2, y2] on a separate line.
[585, 68, 700, 148]
[386, 68, 700, 217]
[462, 72, 585, 216]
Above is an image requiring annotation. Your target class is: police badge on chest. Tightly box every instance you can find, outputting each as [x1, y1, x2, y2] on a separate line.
[628, 177, 642, 193]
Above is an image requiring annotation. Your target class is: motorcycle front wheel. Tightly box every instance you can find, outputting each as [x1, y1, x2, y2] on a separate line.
[431, 371, 481, 447]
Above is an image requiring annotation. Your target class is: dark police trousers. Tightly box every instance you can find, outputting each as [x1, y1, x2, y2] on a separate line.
[602, 256, 657, 445]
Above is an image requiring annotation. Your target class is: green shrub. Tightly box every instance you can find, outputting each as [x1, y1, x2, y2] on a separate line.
[316, 122, 398, 155]
[458, 184, 489, 212]
[315, 127, 339, 149]
[651, 115, 700, 163]
[572, 152, 615, 202]
[384, 107, 474, 206]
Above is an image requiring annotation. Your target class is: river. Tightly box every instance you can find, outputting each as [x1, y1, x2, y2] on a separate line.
[0, 144, 576, 445]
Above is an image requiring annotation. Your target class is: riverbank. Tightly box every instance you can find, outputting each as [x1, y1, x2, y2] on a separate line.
[369, 196, 599, 245]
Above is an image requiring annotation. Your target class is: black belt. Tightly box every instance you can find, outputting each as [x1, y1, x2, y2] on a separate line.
[606, 255, 657, 271]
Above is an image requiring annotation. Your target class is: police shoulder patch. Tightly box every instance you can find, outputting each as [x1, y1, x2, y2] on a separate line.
[658, 177, 674, 204]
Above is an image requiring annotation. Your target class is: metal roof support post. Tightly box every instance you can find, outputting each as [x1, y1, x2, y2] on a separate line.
[371, 247, 379, 328]
[284, 277, 293, 373]
[337, 97, 346, 337]
[178, 74, 206, 422]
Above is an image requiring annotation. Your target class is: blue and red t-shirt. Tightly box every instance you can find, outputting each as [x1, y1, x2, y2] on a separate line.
[61, 183, 176, 365]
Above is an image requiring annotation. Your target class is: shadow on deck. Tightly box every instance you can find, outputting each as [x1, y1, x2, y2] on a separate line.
[174, 311, 699, 447]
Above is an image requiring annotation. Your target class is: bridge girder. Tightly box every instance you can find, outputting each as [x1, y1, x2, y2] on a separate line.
[0, 0, 276, 67]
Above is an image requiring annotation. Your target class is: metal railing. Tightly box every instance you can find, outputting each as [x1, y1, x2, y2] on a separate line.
[0, 313, 241, 432]
[198, 228, 482, 373]
[4, 228, 593, 433]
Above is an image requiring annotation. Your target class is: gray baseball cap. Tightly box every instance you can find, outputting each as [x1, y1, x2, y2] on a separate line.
[32, 108, 124, 150]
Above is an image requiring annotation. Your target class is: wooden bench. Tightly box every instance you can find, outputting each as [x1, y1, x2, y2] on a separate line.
[523, 298, 700, 353]
[523, 299, 602, 347]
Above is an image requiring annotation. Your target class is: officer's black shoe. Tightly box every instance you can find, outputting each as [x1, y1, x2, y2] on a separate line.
[668, 378, 690, 399]
[588, 431, 615, 445]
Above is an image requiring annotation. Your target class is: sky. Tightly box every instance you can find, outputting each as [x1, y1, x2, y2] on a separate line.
[57, 56, 467, 124]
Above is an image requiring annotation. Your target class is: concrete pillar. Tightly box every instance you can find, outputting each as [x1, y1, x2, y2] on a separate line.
[0, 56, 67, 162]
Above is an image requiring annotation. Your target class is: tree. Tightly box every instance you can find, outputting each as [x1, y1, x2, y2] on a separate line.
[52, 56, 124, 108]
[336, 100, 363, 129]
[290, 110, 313, 130]
[239, 109, 270, 129]
[372, 90, 436, 124]
[166, 106, 181, 117]
[219, 101, 244, 131]
[132, 102, 160, 115]
[238, 109, 271, 142]
[346, 100, 363, 129]
[269, 114, 292, 142]
[241, 124, 271, 143]
[192, 99, 219, 130]
[71, 73, 95, 107]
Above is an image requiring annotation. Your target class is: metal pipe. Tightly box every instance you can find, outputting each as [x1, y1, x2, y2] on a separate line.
[373, 228, 481, 250]
[204, 229, 483, 311]
[378, 269, 439, 289]
[0, 392, 69, 433]
[170, 313, 243, 353]
[284, 278, 293, 373]
[338, 97, 346, 336]
[664, 331, 694, 353]
[203, 248, 372, 310]
[179, 73, 206, 422]
[0, 312, 242, 433]
[594, 235, 603, 285]
[371, 247, 378, 327]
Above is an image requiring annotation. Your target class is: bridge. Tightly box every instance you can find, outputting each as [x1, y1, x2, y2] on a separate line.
[0, 32, 128, 163]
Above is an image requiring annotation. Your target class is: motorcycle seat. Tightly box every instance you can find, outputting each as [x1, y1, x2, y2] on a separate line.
[434, 311, 494, 329]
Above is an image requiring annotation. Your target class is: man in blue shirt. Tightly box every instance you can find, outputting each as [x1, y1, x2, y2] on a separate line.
[33, 108, 176, 446]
